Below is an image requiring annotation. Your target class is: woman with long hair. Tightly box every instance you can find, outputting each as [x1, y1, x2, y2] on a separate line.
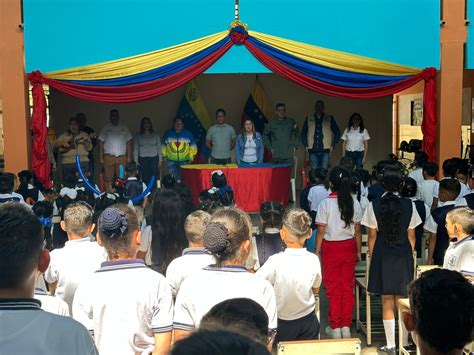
[137, 189, 187, 274]
[362, 168, 420, 354]
[315, 166, 362, 339]
[235, 119, 264, 165]
[133, 117, 162, 184]
[341, 113, 370, 169]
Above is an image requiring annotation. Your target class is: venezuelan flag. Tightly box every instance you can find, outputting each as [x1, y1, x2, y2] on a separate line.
[176, 80, 211, 163]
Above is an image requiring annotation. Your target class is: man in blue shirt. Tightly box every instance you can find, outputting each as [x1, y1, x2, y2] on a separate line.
[301, 100, 341, 169]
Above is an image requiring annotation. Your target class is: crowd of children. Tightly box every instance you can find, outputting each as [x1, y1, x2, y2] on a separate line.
[0, 153, 473, 355]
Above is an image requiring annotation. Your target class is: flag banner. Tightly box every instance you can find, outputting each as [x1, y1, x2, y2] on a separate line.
[176, 80, 211, 163]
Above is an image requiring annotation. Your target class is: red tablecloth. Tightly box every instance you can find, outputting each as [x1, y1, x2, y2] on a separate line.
[181, 164, 291, 212]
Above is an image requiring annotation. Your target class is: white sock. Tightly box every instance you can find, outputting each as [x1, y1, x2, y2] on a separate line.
[401, 318, 410, 346]
[383, 319, 396, 348]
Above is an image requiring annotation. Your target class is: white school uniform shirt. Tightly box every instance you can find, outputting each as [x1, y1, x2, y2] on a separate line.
[0, 299, 97, 355]
[0, 193, 29, 206]
[423, 200, 457, 234]
[418, 179, 438, 208]
[44, 236, 107, 314]
[34, 287, 70, 316]
[307, 185, 330, 212]
[432, 178, 469, 204]
[166, 248, 215, 297]
[316, 193, 363, 241]
[361, 194, 422, 230]
[98, 123, 132, 157]
[443, 236, 474, 274]
[173, 265, 278, 331]
[256, 248, 321, 320]
[73, 259, 173, 355]
[341, 127, 370, 152]
[408, 168, 424, 187]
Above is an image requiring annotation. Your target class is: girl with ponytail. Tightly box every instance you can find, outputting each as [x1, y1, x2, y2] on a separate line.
[361, 168, 421, 354]
[315, 166, 363, 339]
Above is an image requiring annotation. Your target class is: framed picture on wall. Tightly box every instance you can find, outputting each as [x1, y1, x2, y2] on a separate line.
[410, 99, 423, 126]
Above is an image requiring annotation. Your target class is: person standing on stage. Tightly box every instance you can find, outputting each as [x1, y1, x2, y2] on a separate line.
[77, 113, 97, 181]
[263, 103, 299, 165]
[54, 117, 93, 180]
[98, 109, 133, 192]
[301, 100, 341, 170]
[206, 109, 236, 165]
[134, 117, 162, 184]
[235, 120, 264, 165]
[162, 117, 197, 181]
[341, 113, 370, 170]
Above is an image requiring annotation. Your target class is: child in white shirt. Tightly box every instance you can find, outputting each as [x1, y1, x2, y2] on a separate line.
[307, 168, 330, 221]
[316, 166, 363, 339]
[166, 210, 215, 297]
[45, 202, 107, 314]
[173, 208, 277, 342]
[257, 208, 321, 343]
[418, 162, 438, 209]
[73, 205, 173, 355]
[443, 207, 474, 275]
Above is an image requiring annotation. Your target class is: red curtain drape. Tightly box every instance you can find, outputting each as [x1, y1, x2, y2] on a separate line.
[421, 68, 437, 163]
[27, 71, 52, 189]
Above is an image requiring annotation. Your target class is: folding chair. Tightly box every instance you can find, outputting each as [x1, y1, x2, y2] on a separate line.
[355, 253, 374, 345]
[356, 253, 417, 346]
[313, 292, 320, 340]
[277, 338, 362, 355]
[355, 234, 369, 278]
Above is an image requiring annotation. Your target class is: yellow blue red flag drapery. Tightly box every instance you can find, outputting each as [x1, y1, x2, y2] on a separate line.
[27, 24, 437, 188]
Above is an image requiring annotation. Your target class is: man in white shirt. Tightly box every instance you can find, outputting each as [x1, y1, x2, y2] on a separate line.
[99, 109, 133, 192]
[0, 203, 97, 355]
[45, 202, 107, 314]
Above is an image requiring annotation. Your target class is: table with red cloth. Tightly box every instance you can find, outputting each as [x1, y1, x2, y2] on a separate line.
[181, 163, 291, 212]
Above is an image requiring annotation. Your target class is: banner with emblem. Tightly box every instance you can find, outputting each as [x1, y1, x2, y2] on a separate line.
[176, 80, 212, 163]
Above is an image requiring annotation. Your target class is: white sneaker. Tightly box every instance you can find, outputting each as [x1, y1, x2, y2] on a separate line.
[325, 326, 342, 339]
[341, 326, 351, 338]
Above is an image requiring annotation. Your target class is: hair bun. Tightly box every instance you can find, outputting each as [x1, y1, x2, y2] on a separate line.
[99, 207, 127, 238]
[204, 222, 230, 254]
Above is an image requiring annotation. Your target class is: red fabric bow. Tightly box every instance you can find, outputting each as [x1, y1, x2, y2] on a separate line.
[230, 30, 249, 44]
[27, 70, 45, 84]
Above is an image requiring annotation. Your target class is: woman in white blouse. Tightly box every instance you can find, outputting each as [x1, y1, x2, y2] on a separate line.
[134, 117, 162, 183]
[341, 113, 370, 169]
